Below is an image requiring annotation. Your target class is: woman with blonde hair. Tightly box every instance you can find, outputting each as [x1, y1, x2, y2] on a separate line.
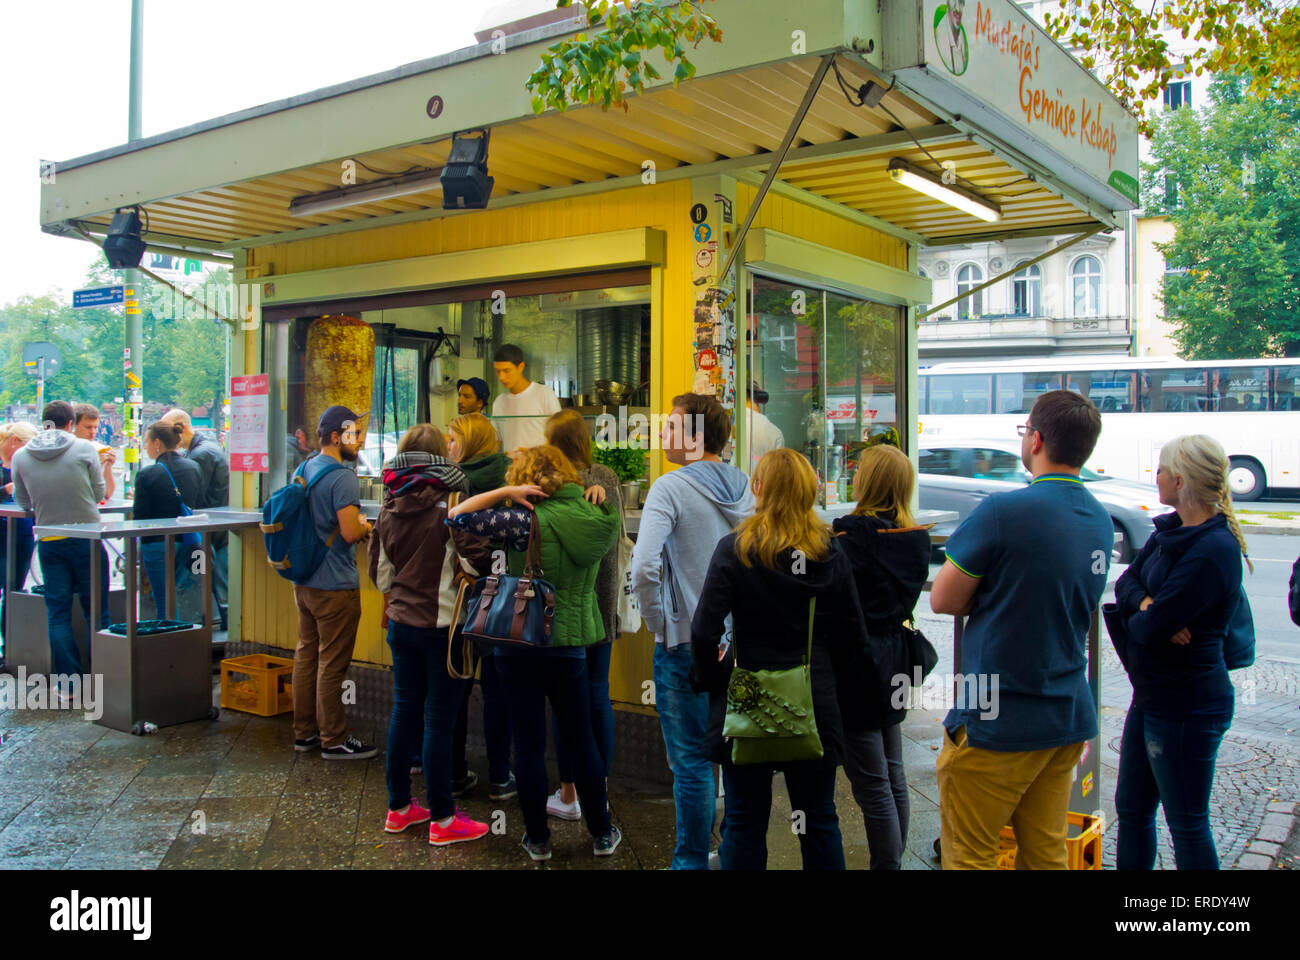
[832, 443, 933, 869]
[447, 444, 621, 861]
[690, 448, 871, 869]
[1, 422, 38, 667]
[448, 413, 511, 495]
[1113, 434, 1251, 870]
[542, 409, 623, 821]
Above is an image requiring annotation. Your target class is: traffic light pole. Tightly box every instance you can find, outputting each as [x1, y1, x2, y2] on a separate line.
[123, 0, 144, 495]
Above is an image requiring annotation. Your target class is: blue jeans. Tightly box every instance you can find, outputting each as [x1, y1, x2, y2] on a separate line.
[1, 517, 35, 658]
[1116, 703, 1233, 870]
[140, 541, 197, 622]
[452, 648, 513, 784]
[496, 651, 611, 844]
[211, 543, 228, 630]
[653, 642, 717, 870]
[721, 755, 845, 870]
[37, 539, 109, 679]
[555, 641, 614, 781]
[385, 622, 469, 820]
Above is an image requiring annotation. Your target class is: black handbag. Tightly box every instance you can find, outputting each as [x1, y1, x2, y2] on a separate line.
[1102, 601, 1130, 669]
[461, 512, 556, 651]
[902, 621, 938, 680]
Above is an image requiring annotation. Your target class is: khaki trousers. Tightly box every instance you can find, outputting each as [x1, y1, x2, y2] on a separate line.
[292, 585, 361, 748]
[937, 724, 1085, 870]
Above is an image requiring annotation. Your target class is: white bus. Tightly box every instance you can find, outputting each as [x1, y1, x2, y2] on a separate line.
[918, 355, 1300, 500]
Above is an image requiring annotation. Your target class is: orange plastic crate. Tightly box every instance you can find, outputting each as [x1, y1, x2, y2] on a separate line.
[996, 812, 1104, 870]
[220, 654, 294, 717]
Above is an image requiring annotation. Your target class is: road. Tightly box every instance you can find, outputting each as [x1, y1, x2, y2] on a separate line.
[1244, 533, 1299, 661]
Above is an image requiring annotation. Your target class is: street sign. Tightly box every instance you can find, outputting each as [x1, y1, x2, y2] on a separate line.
[73, 285, 124, 309]
[22, 341, 63, 378]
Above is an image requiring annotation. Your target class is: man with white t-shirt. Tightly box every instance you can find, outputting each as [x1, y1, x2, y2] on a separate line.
[491, 344, 560, 455]
[746, 381, 784, 474]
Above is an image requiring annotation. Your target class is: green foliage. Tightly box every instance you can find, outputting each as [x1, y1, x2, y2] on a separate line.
[1043, 0, 1300, 135]
[592, 441, 648, 483]
[526, 0, 721, 113]
[1141, 76, 1300, 358]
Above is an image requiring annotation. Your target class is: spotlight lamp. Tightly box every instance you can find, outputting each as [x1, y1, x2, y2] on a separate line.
[103, 206, 147, 269]
[441, 129, 495, 210]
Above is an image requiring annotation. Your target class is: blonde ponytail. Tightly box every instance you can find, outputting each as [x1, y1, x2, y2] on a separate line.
[1159, 435, 1253, 574]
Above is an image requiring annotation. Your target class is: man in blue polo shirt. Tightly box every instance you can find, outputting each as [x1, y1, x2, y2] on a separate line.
[930, 389, 1112, 869]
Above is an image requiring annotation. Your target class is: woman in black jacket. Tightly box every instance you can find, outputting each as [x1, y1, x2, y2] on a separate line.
[134, 421, 204, 620]
[691, 448, 870, 870]
[1113, 435, 1251, 870]
[832, 444, 932, 870]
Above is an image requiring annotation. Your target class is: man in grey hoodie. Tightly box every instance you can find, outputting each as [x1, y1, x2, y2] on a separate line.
[12, 401, 108, 685]
[630, 392, 754, 869]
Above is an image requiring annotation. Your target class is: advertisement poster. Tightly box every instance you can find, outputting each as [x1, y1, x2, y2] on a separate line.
[229, 374, 269, 472]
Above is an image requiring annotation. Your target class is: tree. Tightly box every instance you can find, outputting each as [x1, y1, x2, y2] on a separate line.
[1043, 0, 1300, 134]
[1141, 74, 1300, 357]
[526, 0, 721, 113]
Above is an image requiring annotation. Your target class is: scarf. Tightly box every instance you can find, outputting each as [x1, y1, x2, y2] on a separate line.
[381, 451, 469, 497]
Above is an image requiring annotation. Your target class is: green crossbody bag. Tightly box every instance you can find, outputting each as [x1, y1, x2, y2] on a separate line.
[723, 596, 823, 765]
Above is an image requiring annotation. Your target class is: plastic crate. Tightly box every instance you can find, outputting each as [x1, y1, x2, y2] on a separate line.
[220, 653, 294, 717]
[996, 812, 1103, 870]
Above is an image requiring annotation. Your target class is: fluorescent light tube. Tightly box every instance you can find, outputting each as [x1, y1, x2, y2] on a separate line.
[887, 158, 1001, 223]
[289, 168, 444, 218]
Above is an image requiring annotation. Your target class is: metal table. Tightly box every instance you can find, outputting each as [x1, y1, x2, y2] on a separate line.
[31, 510, 262, 733]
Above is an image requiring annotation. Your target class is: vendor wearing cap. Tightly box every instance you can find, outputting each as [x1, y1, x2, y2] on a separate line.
[291, 405, 378, 760]
[746, 381, 785, 475]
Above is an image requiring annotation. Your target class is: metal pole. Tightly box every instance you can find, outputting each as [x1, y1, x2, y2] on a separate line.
[123, 0, 144, 496]
[37, 357, 45, 413]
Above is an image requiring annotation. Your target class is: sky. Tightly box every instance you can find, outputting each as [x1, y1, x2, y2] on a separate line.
[0, 0, 556, 307]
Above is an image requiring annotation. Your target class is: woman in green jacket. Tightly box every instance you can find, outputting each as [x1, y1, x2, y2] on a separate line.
[448, 444, 620, 862]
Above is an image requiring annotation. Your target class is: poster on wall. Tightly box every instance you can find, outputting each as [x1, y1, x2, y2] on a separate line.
[229, 374, 269, 472]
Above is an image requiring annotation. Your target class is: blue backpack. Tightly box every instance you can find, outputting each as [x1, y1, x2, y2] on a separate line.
[259, 460, 348, 583]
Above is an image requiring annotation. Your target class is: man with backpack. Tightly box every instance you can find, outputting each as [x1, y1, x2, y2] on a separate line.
[285, 406, 375, 759]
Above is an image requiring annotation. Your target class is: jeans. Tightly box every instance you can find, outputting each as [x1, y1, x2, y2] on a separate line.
[0, 518, 35, 658]
[653, 642, 717, 870]
[211, 543, 228, 630]
[452, 648, 513, 784]
[555, 641, 614, 781]
[721, 755, 845, 870]
[1116, 704, 1232, 870]
[38, 539, 109, 679]
[842, 724, 910, 870]
[385, 622, 469, 820]
[140, 541, 197, 622]
[495, 652, 611, 844]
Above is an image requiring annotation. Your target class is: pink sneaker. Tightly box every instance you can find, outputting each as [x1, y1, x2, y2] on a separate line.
[384, 800, 432, 833]
[429, 808, 490, 847]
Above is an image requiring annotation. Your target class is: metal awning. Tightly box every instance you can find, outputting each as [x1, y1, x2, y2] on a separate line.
[39, 0, 1136, 255]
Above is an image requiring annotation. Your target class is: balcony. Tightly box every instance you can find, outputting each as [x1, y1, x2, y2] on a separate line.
[917, 313, 1130, 360]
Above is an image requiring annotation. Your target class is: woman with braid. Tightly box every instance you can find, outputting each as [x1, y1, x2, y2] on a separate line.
[1113, 435, 1253, 870]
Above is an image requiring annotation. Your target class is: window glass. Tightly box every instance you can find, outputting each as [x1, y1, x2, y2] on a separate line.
[918, 447, 963, 476]
[928, 374, 992, 414]
[1271, 366, 1298, 411]
[971, 448, 1029, 482]
[1139, 367, 1210, 412]
[996, 372, 1061, 414]
[1085, 370, 1137, 412]
[956, 264, 983, 319]
[1072, 256, 1101, 316]
[1012, 262, 1041, 316]
[1209, 367, 1269, 412]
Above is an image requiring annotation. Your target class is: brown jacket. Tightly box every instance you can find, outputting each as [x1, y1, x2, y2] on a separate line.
[368, 484, 491, 630]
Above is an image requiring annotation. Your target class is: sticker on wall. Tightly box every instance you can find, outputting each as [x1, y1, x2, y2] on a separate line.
[690, 203, 708, 224]
[694, 222, 712, 243]
[696, 348, 718, 371]
[695, 248, 714, 269]
[1082, 771, 1094, 797]
[713, 194, 733, 223]
[1079, 741, 1091, 765]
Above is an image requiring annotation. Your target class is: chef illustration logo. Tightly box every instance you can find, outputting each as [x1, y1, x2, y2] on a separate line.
[934, 0, 969, 77]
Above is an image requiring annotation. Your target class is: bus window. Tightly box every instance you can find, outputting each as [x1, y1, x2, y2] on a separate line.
[1087, 370, 1137, 412]
[1271, 366, 1298, 411]
[928, 374, 992, 414]
[1211, 367, 1270, 412]
[995, 373, 1060, 414]
[1141, 367, 1209, 413]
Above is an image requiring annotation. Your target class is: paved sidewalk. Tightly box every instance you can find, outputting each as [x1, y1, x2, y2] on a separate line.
[1, 614, 1294, 869]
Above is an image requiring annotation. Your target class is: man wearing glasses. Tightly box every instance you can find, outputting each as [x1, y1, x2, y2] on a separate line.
[930, 390, 1112, 869]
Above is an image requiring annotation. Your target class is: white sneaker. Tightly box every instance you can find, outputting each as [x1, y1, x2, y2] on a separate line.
[546, 788, 582, 821]
[709, 851, 721, 870]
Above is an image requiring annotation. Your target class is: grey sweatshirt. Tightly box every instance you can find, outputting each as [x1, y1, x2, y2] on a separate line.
[12, 429, 105, 528]
[630, 460, 754, 649]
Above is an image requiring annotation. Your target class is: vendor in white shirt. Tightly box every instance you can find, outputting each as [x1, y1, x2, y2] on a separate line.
[746, 381, 785, 475]
[490, 343, 561, 456]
